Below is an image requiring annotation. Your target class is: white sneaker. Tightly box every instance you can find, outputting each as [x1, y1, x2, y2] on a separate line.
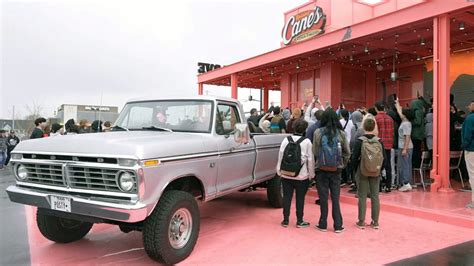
[398, 183, 412, 192]
[466, 202, 474, 209]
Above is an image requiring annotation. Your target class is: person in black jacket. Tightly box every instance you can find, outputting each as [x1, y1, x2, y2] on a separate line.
[5, 130, 20, 165]
[30, 117, 47, 139]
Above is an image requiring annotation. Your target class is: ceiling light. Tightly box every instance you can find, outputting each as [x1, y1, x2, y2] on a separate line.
[417, 55, 421, 61]
[420, 38, 425, 46]
[349, 55, 354, 61]
[459, 22, 465, 31]
[364, 45, 369, 53]
[376, 59, 380, 65]
[296, 63, 300, 69]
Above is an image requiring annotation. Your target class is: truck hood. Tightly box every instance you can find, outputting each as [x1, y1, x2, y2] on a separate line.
[13, 131, 216, 160]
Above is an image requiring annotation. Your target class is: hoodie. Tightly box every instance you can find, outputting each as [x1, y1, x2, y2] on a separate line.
[462, 112, 474, 152]
[350, 111, 364, 150]
[282, 109, 291, 125]
[425, 113, 433, 150]
[410, 99, 426, 140]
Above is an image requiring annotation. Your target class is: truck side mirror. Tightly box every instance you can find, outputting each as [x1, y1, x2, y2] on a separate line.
[234, 123, 250, 144]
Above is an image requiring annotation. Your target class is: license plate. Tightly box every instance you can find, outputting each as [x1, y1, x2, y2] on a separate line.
[50, 195, 71, 212]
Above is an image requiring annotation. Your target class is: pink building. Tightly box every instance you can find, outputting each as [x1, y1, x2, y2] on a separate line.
[198, 0, 474, 192]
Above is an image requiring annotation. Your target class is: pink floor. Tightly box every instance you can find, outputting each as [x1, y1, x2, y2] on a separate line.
[25, 189, 474, 265]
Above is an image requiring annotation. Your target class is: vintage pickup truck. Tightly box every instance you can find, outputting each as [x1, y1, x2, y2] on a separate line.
[7, 96, 286, 264]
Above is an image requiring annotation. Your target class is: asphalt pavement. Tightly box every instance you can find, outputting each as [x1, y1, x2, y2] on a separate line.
[0, 166, 31, 266]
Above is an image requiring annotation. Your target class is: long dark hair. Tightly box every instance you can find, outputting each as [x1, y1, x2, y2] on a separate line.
[320, 108, 343, 141]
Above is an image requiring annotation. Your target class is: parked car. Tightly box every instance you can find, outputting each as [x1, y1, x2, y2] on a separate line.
[7, 96, 286, 264]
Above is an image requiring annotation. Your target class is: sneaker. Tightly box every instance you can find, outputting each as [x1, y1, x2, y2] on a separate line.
[398, 183, 412, 192]
[296, 221, 310, 228]
[315, 199, 320, 205]
[340, 182, 346, 188]
[348, 187, 357, 194]
[384, 187, 391, 193]
[370, 221, 379, 229]
[334, 227, 345, 233]
[314, 224, 327, 232]
[281, 221, 289, 228]
[391, 184, 397, 190]
[356, 221, 366, 229]
[466, 202, 474, 209]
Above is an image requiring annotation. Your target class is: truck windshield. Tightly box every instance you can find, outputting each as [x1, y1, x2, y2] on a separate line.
[114, 100, 213, 133]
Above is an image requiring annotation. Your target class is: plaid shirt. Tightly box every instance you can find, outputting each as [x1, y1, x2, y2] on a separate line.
[375, 112, 394, 149]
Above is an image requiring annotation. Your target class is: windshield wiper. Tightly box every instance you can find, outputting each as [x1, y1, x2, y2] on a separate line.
[141, 126, 173, 132]
[111, 125, 130, 131]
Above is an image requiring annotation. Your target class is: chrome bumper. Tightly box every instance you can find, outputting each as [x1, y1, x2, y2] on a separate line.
[6, 185, 148, 223]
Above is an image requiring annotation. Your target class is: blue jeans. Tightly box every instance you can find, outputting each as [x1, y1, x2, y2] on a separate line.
[397, 148, 413, 185]
[0, 151, 5, 168]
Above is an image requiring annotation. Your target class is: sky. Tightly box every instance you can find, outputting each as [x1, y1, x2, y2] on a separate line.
[1, 0, 306, 119]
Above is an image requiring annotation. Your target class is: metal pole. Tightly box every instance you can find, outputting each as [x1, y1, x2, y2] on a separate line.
[12, 105, 15, 130]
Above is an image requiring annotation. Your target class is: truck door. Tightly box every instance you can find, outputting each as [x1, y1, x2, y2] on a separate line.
[215, 102, 256, 192]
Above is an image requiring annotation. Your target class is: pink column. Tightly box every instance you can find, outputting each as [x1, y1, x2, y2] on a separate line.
[198, 83, 203, 95]
[430, 14, 453, 193]
[231, 74, 238, 99]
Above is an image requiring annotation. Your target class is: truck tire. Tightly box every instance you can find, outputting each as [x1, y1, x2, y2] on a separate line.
[143, 190, 200, 264]
[267, 175, 283, 208]
[36, 208, 93, 243]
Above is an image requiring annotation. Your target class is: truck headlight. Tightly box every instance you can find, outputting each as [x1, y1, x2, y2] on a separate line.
[117, 171, 135, 192]
[11, 153, 23, 160]
[16, 164, 28, 181]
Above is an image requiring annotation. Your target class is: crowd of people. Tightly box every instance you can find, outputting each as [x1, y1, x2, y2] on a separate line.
[29, 118, 112, 140]
[249, 94, 473, 231]
[0, 118, 113, 169]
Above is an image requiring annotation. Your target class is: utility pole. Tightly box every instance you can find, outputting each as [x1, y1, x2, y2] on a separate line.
[12, 105, 15, 130]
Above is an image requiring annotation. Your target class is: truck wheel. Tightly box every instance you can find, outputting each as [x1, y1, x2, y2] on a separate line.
[36, 208, 93, 243]
[267, 175, 283, 208]
[143, 190, 200, 264]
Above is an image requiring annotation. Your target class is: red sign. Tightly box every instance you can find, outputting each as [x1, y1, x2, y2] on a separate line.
[282, 6, 327, 45]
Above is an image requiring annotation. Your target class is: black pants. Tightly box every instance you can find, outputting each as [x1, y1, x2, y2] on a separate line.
[282, 178, 309, 224]
[382, 149, 392, 188]
[5, 148, 13, 166]
[315, 170, 343, 230]
[412, 139, 423, 168]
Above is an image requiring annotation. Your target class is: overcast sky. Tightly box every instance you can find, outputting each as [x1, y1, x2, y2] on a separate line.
[1, 0, 305, 119]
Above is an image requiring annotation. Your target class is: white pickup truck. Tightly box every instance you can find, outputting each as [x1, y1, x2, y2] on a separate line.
[7, 96, 286, 264]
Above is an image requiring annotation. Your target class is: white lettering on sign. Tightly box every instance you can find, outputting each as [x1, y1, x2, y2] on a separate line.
[282, 6, 326, 45]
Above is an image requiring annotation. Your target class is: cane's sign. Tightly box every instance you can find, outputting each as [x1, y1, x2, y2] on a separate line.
[282, 6, 327, 45]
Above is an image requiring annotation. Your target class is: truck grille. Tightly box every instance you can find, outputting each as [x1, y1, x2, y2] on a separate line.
[22, 163, 64, 186]
[67, 166, 136, 193]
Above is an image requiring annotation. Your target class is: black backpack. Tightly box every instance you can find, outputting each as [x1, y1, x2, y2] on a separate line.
[280, 136, 305, 177]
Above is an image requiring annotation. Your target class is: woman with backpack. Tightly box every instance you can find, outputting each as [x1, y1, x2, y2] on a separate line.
[277, 119, 314, 228]
[351, 117, 385, 230]
[313, 108, 351, 233]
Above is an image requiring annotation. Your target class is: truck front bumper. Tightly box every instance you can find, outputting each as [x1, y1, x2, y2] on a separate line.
[6, 185, 149, 223]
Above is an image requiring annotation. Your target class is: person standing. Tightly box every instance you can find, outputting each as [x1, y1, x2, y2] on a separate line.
[339, 109, 354, 186]
[351, 118, 385, 229]
[462, 101, 474, 209]
[313, 108, 351, 233]
[0, 131, 7, 169]
[277, 119, 314, 228]
[395, 101, 415, 192]
[30, 117, 47, 139]
[50, 123, 64, 137]
[270, 107, 286, 133]
[5, 130, 20, 165]
[410, 98, 426, 169]
[375, 101, 394, 192]
[286, 108, 302, 134]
